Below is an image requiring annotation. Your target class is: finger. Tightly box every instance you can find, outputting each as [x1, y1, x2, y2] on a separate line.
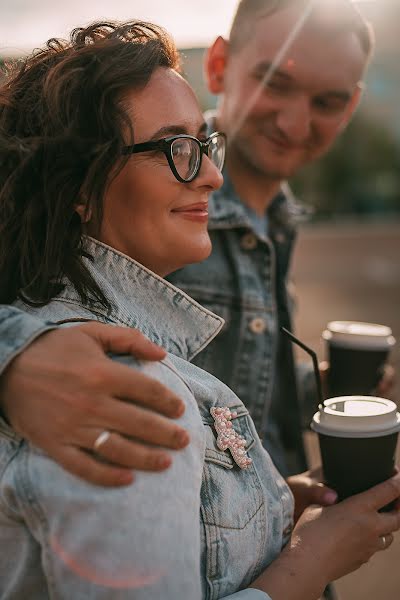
[99, 360, 186, 418]
[307, 466, 324, 481]
[92, 431, 173, 471]
[90, 399, 190, 450]
[51, 446, 134, 487]
[309, 483, 337, 506]
[80, 322, 167, 361]
[378, 509, 400, 534]
[376, 364, 395, 396]
[356, 473, 400, 510]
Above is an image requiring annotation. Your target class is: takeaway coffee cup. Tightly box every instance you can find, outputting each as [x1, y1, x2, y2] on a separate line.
[311, 396, 400, 502]
[322, 321, 396, 397]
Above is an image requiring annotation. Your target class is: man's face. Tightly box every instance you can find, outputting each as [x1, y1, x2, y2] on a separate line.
[211, 5, 367, 179]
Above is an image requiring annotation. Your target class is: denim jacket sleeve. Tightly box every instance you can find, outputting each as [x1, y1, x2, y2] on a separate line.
[0, 357, 203, 598]
[0, 305, 56, 377]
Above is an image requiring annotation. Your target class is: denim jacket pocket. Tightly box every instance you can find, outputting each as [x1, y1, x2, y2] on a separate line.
[201, 413, 263, 530]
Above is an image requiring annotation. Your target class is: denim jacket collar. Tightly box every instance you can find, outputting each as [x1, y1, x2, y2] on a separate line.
[59, 237, 224, 362]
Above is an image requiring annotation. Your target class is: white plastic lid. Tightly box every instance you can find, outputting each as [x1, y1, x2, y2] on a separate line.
[311, 396, 400, 438]
[322, 321, 395, 350]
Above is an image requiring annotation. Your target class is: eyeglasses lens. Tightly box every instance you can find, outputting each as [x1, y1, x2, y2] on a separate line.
[171, 138, 200, 181]
[208, 135, 225, 172]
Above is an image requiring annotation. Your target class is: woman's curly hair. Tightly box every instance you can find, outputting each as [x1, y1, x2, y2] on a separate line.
[0, 21, 180, 307]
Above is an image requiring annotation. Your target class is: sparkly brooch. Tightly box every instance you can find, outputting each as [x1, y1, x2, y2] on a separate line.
[210, 406, 252, 469]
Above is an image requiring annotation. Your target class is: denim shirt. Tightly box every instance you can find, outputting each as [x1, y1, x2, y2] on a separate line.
[0, 238, 294, 599]
[168, 171, 307, 476]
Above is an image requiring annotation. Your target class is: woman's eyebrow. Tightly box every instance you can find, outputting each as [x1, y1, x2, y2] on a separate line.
[150, 122, 207, 140]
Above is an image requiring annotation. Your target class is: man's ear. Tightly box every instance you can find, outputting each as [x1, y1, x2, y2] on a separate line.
[204, 36, 229, 95]
[339, 83, 364, 131]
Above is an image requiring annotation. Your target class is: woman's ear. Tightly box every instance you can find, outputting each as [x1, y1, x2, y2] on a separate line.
[204, 36, 229, 95]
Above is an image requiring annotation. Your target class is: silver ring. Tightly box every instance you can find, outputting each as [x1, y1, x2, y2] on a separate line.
[380, 535, 387, 550]
[93, 430, 111, 452]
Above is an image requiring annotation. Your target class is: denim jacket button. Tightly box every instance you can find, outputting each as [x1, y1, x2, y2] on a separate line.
[274, 232, 287, 244]
[240, 233, 258, 251]
[249, 317, 267, 334]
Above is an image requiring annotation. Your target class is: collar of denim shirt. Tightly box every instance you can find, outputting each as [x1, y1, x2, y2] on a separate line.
[60, 236, 224, 362]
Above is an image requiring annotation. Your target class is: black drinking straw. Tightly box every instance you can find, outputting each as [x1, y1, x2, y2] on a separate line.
[281, 326, 325, 410]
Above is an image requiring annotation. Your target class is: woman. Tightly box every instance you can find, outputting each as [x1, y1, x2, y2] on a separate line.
[0, 21, 399, 600]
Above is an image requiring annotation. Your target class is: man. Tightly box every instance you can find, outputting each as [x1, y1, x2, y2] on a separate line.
[168, 0, 373, 475]
[0, 0, 374, 479]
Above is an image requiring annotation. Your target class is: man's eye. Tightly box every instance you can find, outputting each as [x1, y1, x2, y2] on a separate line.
[314, 97, 347, 114]
[263, 80, 291, 95]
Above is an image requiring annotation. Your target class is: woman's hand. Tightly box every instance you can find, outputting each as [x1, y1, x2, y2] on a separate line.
[286, 467, 337, 523]
[250, 472, 400, 600]
[0, 323, 189, 487]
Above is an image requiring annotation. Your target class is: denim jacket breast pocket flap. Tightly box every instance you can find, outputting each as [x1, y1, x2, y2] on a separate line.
[201, 414, 263, 530]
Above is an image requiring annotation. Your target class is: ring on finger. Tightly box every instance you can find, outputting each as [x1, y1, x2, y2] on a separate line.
[379, 534, 392, 550]
[93, 430, 111, 453]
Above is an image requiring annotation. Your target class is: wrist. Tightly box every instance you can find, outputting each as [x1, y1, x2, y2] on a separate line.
[249, 541, 327, 600]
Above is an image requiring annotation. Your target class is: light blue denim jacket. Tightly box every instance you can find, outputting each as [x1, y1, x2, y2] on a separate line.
[0, 238, 294, 599]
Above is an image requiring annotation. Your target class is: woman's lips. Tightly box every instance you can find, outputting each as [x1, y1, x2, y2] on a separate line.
[171, 202, 208, 222]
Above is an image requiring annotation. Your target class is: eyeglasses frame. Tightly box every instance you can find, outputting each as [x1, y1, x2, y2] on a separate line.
[121, 131, 226, 183]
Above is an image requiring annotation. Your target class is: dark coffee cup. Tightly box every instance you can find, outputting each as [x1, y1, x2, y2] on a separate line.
[311, 396, 400, 504]
[323, 321, 395, 397]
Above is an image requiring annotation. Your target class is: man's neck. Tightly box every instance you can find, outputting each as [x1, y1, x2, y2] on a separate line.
[226, 152, 282, 217]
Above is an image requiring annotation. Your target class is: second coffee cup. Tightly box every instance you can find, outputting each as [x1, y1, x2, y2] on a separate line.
[322, 321, 395, 397]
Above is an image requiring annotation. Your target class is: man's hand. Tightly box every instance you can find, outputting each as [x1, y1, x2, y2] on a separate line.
[0, 323, 189, 487]
[375, 364, 395, 397]
[286, 467, 337, 523]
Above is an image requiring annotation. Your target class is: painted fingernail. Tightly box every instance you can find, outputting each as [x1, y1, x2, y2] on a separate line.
[324, 490, 338, 504]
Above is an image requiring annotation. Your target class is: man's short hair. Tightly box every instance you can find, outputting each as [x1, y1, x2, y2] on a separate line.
[229, 0, 374, 59]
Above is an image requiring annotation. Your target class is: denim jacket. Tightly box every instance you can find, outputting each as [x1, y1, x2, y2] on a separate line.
[168, 172, 307, 476]
[0, 238, 294, 599]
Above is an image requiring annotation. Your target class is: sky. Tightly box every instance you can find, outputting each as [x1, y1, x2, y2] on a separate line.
[0, 0, 240, 55]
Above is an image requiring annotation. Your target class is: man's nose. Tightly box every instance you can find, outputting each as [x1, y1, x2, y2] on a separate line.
[276, 96, 311, 144]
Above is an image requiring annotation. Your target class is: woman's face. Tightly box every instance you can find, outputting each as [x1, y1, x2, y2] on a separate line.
[99, 68, 223, 276]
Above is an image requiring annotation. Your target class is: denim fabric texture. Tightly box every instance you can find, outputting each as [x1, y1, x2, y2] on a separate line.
[0, 307, 55, 377]
[168, 159, 307, 476]
[0, 238, 293, 599]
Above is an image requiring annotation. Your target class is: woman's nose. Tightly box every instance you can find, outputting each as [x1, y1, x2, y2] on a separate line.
[194, 155, 224, 191]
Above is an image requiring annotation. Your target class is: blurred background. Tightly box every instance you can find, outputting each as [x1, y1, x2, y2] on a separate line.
[1, 1, 399, 598]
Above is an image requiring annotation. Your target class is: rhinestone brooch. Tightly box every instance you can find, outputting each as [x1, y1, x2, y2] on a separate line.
[210, 406, 252, 469]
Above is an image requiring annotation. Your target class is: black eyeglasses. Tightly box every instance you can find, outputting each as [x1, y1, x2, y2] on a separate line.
[122, 131, 226, 183]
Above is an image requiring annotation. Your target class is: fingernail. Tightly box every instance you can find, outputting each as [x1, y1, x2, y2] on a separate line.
[157, 455, 172, 470]
[171, 400, 185, 417]
[324, 490, 338, 504]
[175, 429, 190, 447]
[118, 472, 134, 485]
